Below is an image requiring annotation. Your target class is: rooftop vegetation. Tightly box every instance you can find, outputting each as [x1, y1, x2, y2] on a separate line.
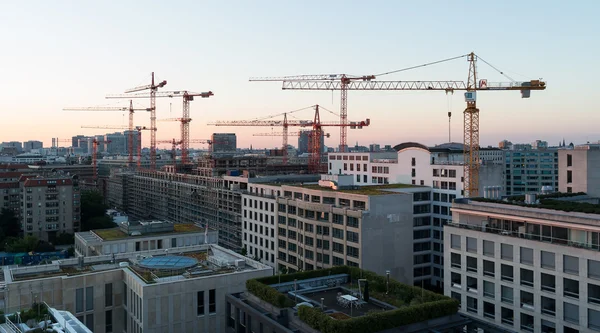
[471, 192, 600, 214]
[298, 183, 419, 195]
[94, 228, 127, 240]
[246, 266, 458, 333]
[95, 223, 203, 241]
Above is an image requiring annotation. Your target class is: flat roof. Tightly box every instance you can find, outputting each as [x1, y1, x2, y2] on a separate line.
[294, 183, 421, 195]
[94, 223, 204, 241]
[468, 192, 600, 215]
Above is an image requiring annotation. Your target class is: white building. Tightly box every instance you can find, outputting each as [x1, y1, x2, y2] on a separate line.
[445, 197, 600, 333]
[241, 183, 280, 268]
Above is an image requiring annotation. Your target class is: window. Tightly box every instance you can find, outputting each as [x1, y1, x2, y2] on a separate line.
[520, 247, 533, 265]
[564, 255, 579, 275]
[567, 154, 572, 167]
[541, 272, 556, 292]
[541, 251, 555, 269]
[483, 280, 494, 299]
[501, 286, 513, 304]
[346, 246, 359, 258]
[76, 288, 83, 313]
[589, 283, 600, 305]
[466, 256, 477, 273]
[483, 240, 494, 257]
[483, 260, 495, 277]
[333, 242, 344, 254]
[105, 283, 113, 307]
[209, 289, 216, 313]
[564, 277, 579, 299]
[466, 296, 477, 313]
[451, 253, 461, 268]
[332, 214, 344, 225]
[567, 170, 573, 183]
[123, 282, 127, 307]
[197, 291, 205, 315]
[333, 256, 344, 266]
[589, 309, 600, 331]
[347, 216, 359, 228]
[483, 301, 495, 319]
[590, 259, 600, 279]
[85, 314, 93, 331]
[85, 286, 94, 311]
[451, 234, 460, 249]
[346, 231, 359, 243]
[521, 290, 534, 309]
[466, 237, 477, 253]
[500, 243, 513, 260]
[501, 264, 513, 282]
[332, 228, 344, 239]
[520, 312, 534, 332]
[541, 296, 556, 316]
[563, 302, 579, 324]
[521, 268, 534, 288]
[105, 310, 113, 333]
[451, 272, 461, 288]
[501, 307, 513, 325]
[466, 276, 478, 294]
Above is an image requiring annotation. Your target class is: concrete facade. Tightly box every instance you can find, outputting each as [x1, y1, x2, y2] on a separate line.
[558, 144, 600, 197]
[445, 198, 600, 333]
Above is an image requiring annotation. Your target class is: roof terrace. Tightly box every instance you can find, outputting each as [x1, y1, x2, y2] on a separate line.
[244, 266, 459, 333]
[92, 222, 204, 241]
[296, 183, 420, 195]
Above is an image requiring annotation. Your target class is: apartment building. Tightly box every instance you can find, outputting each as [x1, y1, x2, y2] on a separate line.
[3, 232, 271, 333]
[326, 141, 503, 289]
[445, 196, 600, 333]
[20, 174, 80, 241]
[273, 181, 418, 285]
[504, 148, 558, 195]
[558, 144, 600, 197]
[241, 183, 280, 268]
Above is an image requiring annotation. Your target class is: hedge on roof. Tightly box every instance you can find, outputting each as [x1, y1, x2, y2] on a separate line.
[246, 266, 459, 333]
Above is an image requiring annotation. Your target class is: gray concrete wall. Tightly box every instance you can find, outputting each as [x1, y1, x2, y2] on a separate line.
[361, 193, 414, 284]
[559, 149, 600, 197]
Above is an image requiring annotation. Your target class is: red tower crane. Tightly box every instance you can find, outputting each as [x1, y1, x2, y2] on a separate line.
[105, 72, 167, 169]
[209, 105, 369, 173]
[107, 90, 213, 165]
[250, 52, 545, 196]
[63, 101, 151, 166]
[81, 125, 150, 168]
[253, 131, 331, 162]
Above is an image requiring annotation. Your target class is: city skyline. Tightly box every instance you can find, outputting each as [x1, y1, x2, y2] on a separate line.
[1, 1, 599, 148]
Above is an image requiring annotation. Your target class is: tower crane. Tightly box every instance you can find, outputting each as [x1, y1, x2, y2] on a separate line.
[158, 138, 223, 166]
[253, 131, 331, 162]
[250, 52, 545, 197]
[104, 72, 167, 169]
[63, 101, 152, 166]
[81, 125, 150, 168]
[209, 105, 369, 173]
[106, 90, 213, 166]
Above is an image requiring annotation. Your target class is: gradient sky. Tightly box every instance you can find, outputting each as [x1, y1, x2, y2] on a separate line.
[1, 1, 598, 150]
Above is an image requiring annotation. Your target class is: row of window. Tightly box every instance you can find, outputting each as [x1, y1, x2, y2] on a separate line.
[330, 155, 369, 161]
[278, 214, 360, 228]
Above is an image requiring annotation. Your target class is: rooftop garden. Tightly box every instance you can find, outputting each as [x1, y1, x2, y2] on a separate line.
[94, 223, 203, 240]
[298, 183, 419, 196]
[471, 192, 600, 214]
[94, 228, 127, 240]
[246, 266, 458, 333]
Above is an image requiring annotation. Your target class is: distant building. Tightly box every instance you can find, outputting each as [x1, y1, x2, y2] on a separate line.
[498, 139, 512, 149]
[212, 133, 237, 154]
[0, 141, 23, 153]
[532, 139, 549, 149]
[23, 140, 43, 152]
[504, 148, 558, 195]
[558, 143, 600, 196]
[369, 143, 380, 152]
[298, 130, 325, 154]
[72, 135, 86, 148]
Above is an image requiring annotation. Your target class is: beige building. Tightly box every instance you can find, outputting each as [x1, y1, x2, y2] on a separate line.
[20, 174, 80, 241]
[558, 144, 600, 197]
[2, 241, 271, 333]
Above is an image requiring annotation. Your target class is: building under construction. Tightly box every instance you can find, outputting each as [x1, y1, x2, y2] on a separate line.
[107, 154, 312, 251]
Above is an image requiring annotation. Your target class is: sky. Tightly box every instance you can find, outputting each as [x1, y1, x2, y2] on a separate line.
[1, 1, 599, 150]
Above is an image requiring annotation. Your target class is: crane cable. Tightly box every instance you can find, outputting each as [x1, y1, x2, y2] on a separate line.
[376, 54, 469, 77]
[476, 55, 516, 82]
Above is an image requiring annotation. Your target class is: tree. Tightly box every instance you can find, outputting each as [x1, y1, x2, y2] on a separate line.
[6, 235, 39, 253]
[240, 246, 248, 256]
[0, 208, 21, 238]
[54, 233, 75, 245]
[80, 191, 113, 231]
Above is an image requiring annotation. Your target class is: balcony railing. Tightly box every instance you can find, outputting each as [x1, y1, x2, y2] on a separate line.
[447, 222, 600, 252]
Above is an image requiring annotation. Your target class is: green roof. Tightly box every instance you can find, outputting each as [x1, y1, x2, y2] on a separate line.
[94, 223, 204, 241]
[296, 183, 420, 195]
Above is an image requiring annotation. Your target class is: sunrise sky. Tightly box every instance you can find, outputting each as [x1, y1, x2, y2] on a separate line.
[1, 1, 598, 150]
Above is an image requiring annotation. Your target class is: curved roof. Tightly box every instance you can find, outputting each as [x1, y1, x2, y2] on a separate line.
[393, 142, 430, 152]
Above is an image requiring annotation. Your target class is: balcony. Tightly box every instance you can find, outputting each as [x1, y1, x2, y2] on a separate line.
[447, 222, 600, 252]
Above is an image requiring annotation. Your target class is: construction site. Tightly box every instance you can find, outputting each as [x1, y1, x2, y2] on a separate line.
[60, 53, 546, 252]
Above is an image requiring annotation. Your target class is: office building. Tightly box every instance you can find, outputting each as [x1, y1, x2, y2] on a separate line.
[3, 227, 271, 333]
[212, 133, 237, 154]
[297, 130, 325, 154]
[499, 140, 512, 149]
[369, 143, 381, 152]
[23, 140, 43, 152]
[558, 143, 600, 197]
[504, 148, 558, 195]
[532, 140, 549, 150]
[445, 195, 600, 333]
[0, 141, 23, 153]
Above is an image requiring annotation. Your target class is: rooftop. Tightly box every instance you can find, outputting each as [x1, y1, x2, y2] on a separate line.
[246, 266, 458, 333]
[93, 222, 204, 241]
[4, 302, 92, 333]
[296, 183, 420, 195]
[469, 192, 600, 215]
[6, 244, 268, 284]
